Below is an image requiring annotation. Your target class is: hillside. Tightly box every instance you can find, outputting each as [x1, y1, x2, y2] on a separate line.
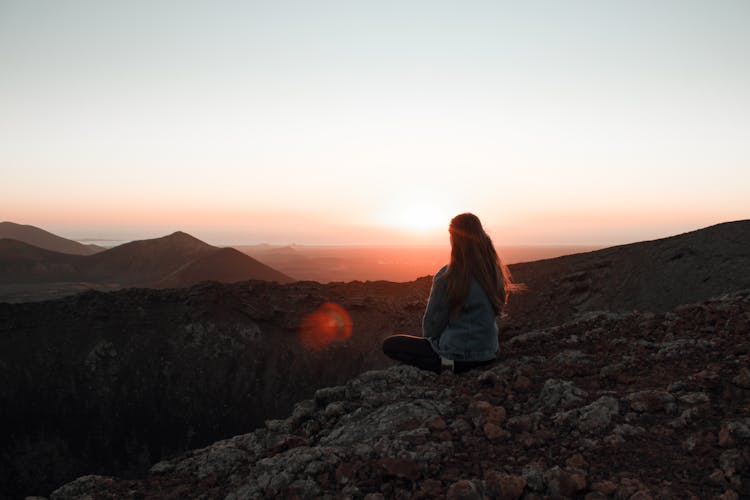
[0, 239, 83, 283]
[156, 247, 293, 288]
[51, 290, 750, 499]
[0, 221, 103, 255]
[505, 220, 750, 333]
[82, 231, 219, 285]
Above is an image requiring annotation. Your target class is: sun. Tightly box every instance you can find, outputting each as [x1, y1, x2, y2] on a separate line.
[380, 201, 447, 233]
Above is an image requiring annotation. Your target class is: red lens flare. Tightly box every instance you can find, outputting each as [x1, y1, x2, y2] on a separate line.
[299, 302, 353, 351]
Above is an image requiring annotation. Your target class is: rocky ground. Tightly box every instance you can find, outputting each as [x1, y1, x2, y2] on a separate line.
[0, 278, 431, 499]
[50, 289, 750, 499]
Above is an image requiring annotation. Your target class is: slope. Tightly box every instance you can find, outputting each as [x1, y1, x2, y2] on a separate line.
[0, 239, 84, 283]
[505, 220, 750, 332]
[0, 221, 103, 255]
[157, 246, 294, 288]
[82, 231, 217, 285]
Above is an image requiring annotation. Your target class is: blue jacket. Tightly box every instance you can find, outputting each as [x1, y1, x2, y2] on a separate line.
[423, 265, 499, 362]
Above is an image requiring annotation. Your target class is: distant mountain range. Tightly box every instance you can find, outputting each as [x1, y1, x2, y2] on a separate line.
[0, 221, 105, 255]
[0, 224, 293, 300]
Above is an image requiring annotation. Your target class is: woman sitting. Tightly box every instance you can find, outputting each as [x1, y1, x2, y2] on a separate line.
[383, 212, 514, 373]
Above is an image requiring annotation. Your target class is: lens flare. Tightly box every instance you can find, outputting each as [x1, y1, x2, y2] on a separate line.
[299, 302, 353, 350]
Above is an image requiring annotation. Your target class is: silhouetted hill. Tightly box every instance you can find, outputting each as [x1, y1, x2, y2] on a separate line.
[505, 220, 750, 333]
[157, 247, 293, 288]
[83, 231, 218, 285]
[0, 231, 294, 301]
[0, 221, 103, 255]
[0, 239, 82, 283]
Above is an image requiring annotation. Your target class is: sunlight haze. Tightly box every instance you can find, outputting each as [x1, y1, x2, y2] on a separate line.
[1, 0, 748, 245]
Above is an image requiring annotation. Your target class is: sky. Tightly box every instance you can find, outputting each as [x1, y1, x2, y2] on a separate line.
[1, 0, 748, 245]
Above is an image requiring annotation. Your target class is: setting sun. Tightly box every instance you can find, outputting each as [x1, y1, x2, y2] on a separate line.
[379, 202, 448, 233]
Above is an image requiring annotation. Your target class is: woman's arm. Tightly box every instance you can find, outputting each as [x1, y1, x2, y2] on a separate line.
[422, 265, 450, 340]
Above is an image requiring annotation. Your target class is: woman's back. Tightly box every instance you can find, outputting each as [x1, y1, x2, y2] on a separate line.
[423, 265, 499, 362]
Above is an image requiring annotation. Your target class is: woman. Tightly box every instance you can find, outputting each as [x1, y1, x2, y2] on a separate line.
[382, 213, 513, 373]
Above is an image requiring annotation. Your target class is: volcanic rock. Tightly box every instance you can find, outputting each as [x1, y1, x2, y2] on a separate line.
[45, 289, 750, 499]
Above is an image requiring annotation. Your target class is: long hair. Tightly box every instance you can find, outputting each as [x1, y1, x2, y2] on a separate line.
[443, 213, 514, 315]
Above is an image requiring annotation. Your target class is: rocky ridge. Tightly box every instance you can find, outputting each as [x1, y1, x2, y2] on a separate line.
[52, 289, 750, 499]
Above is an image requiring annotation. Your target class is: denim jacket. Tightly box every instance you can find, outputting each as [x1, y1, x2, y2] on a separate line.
[422, 265, 499, 362]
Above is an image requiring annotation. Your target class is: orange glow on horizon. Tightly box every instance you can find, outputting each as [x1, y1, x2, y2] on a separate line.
[299, 302, 353, 350]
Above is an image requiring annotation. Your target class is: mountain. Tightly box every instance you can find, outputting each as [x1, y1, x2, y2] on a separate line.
[49, 289, 750, 499]
[0, 231, 294, 301]
[156, 246, 294, 288]
[2, 220, 750, 498]
[0, 239, 83, 283]
[505, 220, 750, 333]
[0, 221, 104, 255]
[83, 231, 221, 285]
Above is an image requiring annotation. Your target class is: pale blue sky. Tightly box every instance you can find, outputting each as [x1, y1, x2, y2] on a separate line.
[1, 0, 748, 244]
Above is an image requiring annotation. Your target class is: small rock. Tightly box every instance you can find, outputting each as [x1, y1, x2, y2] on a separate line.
[314, 385, 348, 407]
[543, 466, 586, 497]
[719, 426, 736, 448]
[552, 349, 589, 365]
[718, 419, 750, 448]
[629, 491, 654, 500]
[436, 430, 452, 441]
[578, 396, 620, 433]
[51, 475, 116, 500]
[484, 471, 526, 500]
[287, 478, 320, 498]
[478, 370, 500, 386]
[507, 412, 543, 433]
[522, 462, 546, 492]
[446, 480, 482, 500]
[716, 490, 739, 500]
[627, 390, 677, 414]
[538, 379, 588, 410]
[428, 417, 448, 431]
[418, 478, 443, 497]
[566, 453, 588, 469]
[677, 392, 710, 405]
[670, 408, 703, 429]
[514, 375, 533, 391]
[336, 462, 357, 484]
[378, 457, 420, 480]
[709, 469, 726, 484]
[484, 422, 509, 441]
[719, 449, 746, 477]
[584, 493, 608, 500]
[486, 405, 507, 425]
[732, 367, 750, 388]
[590, 480, 618, 495]
[323, 401, 347, 418]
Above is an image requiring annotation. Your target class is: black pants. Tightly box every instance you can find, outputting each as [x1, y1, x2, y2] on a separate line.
[382, 334, 495, 374]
